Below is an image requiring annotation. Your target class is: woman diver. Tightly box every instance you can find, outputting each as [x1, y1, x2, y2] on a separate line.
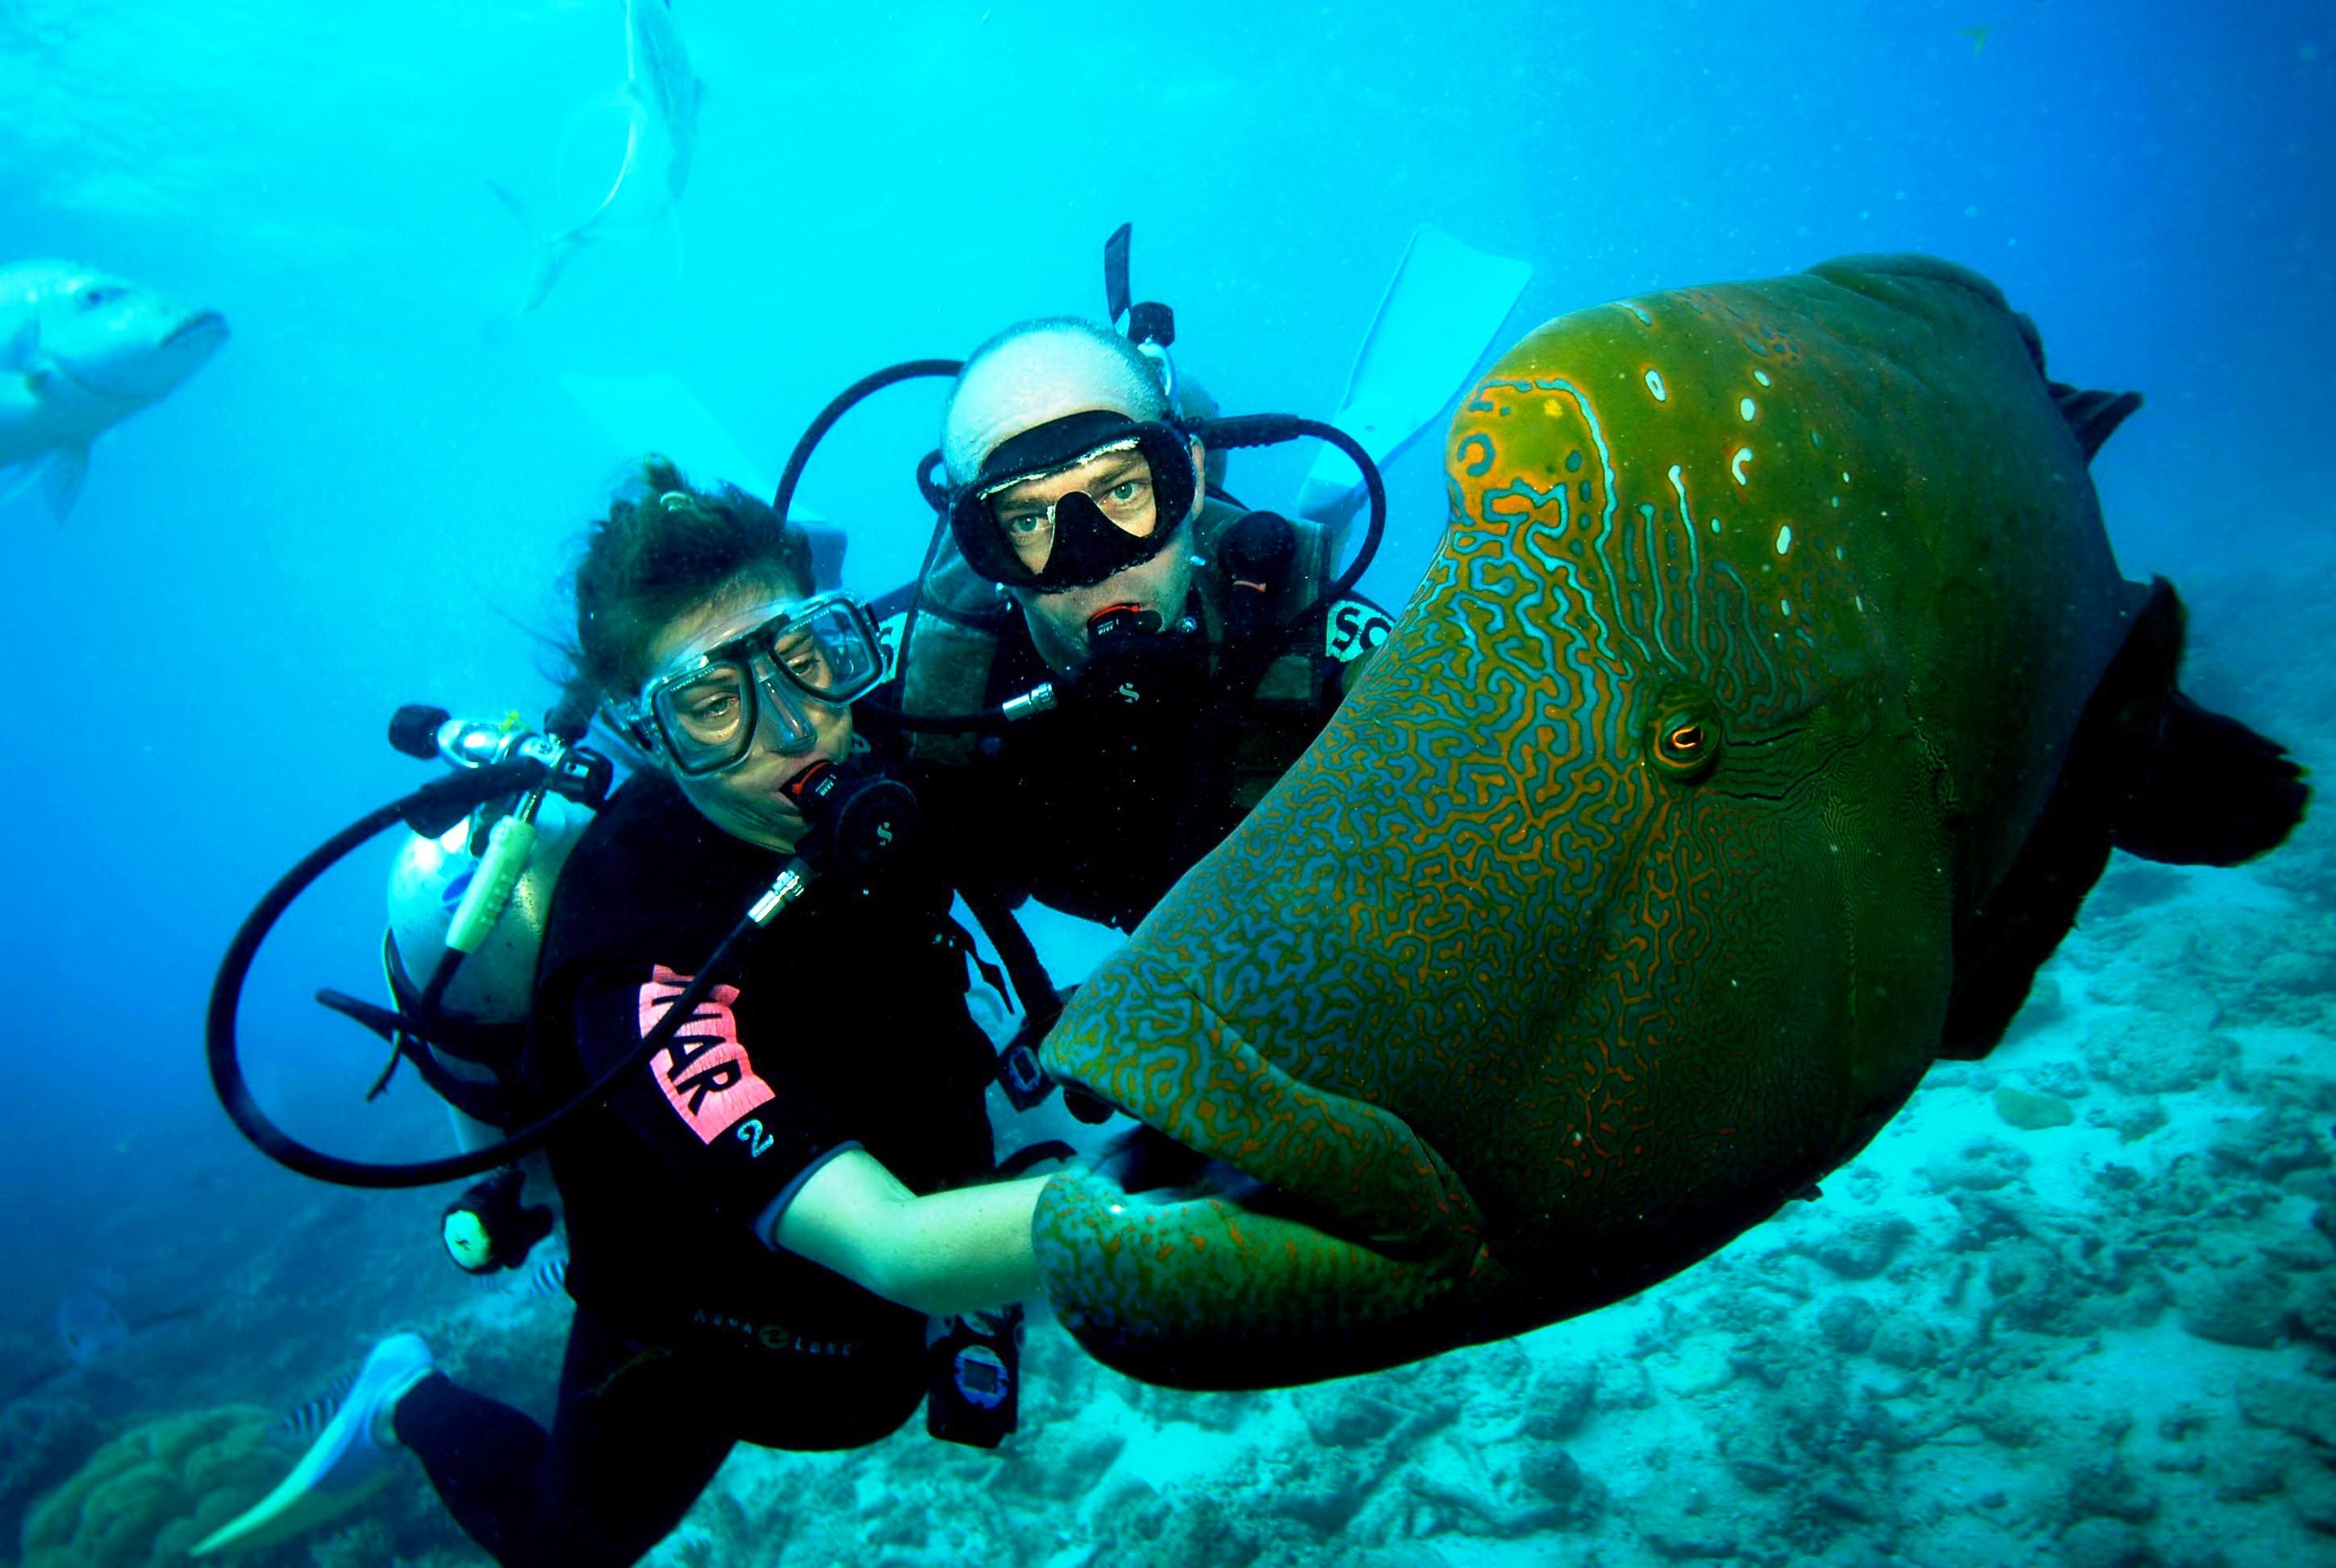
[212, 458, 1053, 1566]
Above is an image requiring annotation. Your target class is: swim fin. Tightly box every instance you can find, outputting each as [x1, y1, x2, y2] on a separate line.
[191, 1333, 432, 1558]
[560, 372, 846, 589]
[1293, 225, 1533, 532]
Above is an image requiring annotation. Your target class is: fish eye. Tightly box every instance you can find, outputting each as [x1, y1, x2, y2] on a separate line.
[80, 287, 116, 310]
[1647, 691, 1722, 782]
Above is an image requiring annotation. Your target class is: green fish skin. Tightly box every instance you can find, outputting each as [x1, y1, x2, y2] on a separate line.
[1031, 254, 2307, 1390]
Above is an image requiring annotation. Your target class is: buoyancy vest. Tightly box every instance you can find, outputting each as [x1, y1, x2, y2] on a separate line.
[870, 499, 1392, 807]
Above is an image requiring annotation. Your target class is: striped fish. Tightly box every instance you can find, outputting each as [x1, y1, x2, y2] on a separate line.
[270, 1367, 359, 1447]
[513, 1249, 570, 1299]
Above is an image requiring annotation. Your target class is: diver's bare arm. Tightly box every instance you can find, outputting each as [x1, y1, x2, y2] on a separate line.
[772, 1150, 1048, 1318]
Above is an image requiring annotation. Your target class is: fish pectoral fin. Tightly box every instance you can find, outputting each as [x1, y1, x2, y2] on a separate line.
[1943, 577, 2308, 1058]
[2, 372, 47, 420]
[1, 444, 88, 519]
[40, 442, 89, 519]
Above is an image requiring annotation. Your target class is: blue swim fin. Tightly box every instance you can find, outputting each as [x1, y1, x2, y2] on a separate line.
[559, 372, 846, 589]
[1295, 226, 1532, 532]
[190, 1333, 432, 1558]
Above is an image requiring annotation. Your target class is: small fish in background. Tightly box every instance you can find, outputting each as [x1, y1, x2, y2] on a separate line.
[511, 1248, 570, 1299]
[3, 1290, 198, 1403]
[270, 1367, 361, 1448]
[1959, 0, 2047, 54]
[53, 1292, 129, 1368]
[0, 261, 228, 518]
[77, 1265, 130, 1298]
[492, 0, 704, 311]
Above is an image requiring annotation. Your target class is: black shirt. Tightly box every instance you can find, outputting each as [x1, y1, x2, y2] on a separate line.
[525, 773, 996, 1431]
[881, 598, 1370, 933]
[963, 613, 1210, 930]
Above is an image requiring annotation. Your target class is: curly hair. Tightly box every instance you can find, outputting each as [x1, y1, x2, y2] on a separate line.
[565, 454, 815, 707]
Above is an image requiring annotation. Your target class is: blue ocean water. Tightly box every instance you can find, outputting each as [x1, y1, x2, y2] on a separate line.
[1, 2, 2331, 1564]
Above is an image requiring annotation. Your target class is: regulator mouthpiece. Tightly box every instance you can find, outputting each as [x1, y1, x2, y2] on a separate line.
[785, 757, 920, 881]
[1087, 604, 1162, 641]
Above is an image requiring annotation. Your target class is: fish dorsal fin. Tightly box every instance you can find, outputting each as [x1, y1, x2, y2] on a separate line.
[2046, 381, 2143, 464]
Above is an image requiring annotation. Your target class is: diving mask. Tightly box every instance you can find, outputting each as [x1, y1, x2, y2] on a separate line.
[949, 411, 1199, 593]
[613, 592, 886, 777]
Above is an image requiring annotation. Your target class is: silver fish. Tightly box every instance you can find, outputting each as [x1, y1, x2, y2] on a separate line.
[0, 262, 227, 517]
[507, 0, 703, 311]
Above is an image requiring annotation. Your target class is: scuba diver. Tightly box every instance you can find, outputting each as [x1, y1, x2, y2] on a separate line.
[759, 223, 1525, 1114]
[866, 315, 1396, 936]
[202, 461, 1052, 1567]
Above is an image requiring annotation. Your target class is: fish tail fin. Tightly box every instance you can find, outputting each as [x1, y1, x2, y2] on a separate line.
[486, 181, 587, 313]
[519, 231, 589, 314]
[2049, 380, 2145, 464]
[1940, 576, 2304, 1060]
[2109, 581, 2309, 866]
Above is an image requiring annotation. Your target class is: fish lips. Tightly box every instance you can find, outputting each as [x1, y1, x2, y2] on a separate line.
[163, 309, 229, 355]
[64, 308, 228, 403]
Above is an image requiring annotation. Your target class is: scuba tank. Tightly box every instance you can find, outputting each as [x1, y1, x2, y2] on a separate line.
[305, 711, 613, 1274]
[384, 788, 595, 1273]
[386, 794, 591, 1044]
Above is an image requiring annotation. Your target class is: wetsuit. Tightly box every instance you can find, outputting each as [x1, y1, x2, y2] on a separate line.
[393, 772, 997, 1568]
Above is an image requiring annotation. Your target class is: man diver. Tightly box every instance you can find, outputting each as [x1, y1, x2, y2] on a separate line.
[869, 317, 1393, 936]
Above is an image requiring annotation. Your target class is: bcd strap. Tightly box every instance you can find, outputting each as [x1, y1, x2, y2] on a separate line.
[959, 885, 1067, 1111]
[362, 934, 534, 1128]
[882, 499, 1353, 774]
[880, 548, 1016, 771]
